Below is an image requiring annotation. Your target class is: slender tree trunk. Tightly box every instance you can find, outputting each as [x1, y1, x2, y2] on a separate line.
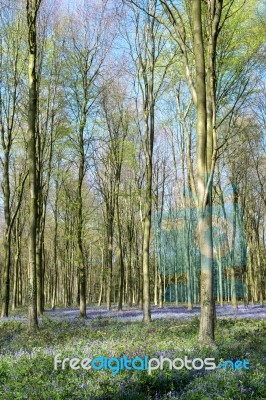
[230, 186, 238, 309]
[26, 0, 41, 330]
[36, 224, 43, 314]
[192, 0, 215, 345]
[1, 149, 11, 317]
[106, 214, 114, 310]
[142, 156, 152, 322]
[98, 247, 104, 306]
[1, 231, 11, 317]
[12, 220, 22, 310]
[136, 237, 143, 308]
[154, 248, 158, 306]
[36, 143, 42, 315]
[127, 238, 133, 307]
[218, 247, 224, 307]
[77, 100, 87, 318]
[117, 194, 125, 311]
[51, 179, 59, 310]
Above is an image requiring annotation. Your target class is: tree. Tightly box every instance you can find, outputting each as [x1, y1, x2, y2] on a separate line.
[159, 0, 225, 345]
[127, 0, 173, 322]
[0, 5, 28, 317]
[62, 1, 113, 317]
[26, 0, 42, 330]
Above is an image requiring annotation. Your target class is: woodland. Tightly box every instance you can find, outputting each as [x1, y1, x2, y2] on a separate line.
[0, 0, 265, 398]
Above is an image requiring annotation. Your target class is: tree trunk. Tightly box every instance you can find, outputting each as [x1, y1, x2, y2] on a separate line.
[106, 214, 114, 310]
[142, 156, 152, 323]
[26, 0, 41, 331]
[117, 194, 124, 311]
[77, 101, 87, 318]
[192, 0, 215, 345]
[1, 144, 12, 317]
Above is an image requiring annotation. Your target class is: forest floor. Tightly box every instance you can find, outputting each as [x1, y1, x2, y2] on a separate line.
[0, 304, 265, 399]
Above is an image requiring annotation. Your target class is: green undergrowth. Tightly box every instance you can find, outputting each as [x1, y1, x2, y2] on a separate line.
[0, 315, 265, 399]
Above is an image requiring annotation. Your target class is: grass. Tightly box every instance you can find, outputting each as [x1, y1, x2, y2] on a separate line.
[0, 314, 265, 399]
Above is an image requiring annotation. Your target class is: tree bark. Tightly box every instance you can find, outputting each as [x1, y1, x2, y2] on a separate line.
[192, 0, 215, 345]
[26, 0, 42, 331]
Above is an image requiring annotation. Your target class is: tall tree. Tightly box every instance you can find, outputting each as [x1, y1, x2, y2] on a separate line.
[26, 0, 42, 330]
[63, 1, 113, 316]
[0, 6, 27, 317]
[160, 0, 223, 345]
[128, 0, 172, 322]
